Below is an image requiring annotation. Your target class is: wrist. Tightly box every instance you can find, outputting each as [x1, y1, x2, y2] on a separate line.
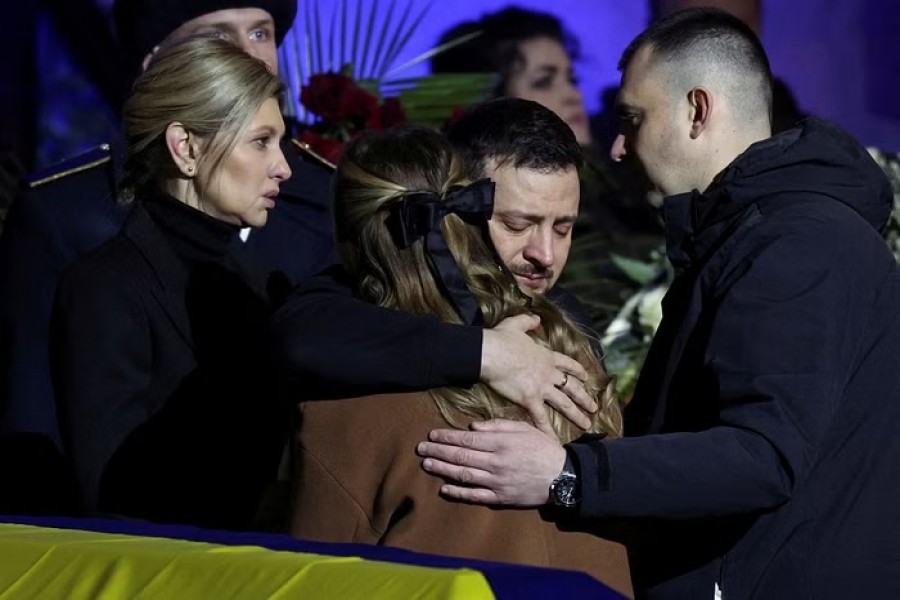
[549, 446, 581, 508]
[479, 328, 498, 382]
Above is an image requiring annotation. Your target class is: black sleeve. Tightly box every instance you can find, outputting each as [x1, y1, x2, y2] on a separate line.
[271, 265, 482, 398]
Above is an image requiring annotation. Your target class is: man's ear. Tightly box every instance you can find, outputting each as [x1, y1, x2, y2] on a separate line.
[165, 122, 199, 177]
[687, 87, 712, 139]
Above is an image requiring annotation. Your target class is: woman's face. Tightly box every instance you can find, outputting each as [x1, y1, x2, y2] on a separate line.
[200, 97, 292, 227]
[504, 36, 592, 145]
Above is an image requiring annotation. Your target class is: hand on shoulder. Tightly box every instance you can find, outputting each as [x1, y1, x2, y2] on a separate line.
[481, 314, 598, 435]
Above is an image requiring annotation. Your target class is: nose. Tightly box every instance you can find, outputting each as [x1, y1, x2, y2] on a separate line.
[610, 133, 627, 163]
[522, 228, 554, 269]
[235, 37, 255, 57]
[564, 81, 584, 106]
[272, 148, 292, 182]
[236, 39, 275, 72]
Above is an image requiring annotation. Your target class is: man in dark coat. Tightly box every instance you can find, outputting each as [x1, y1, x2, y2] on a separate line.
[417, 8, 900, 598]
[0, 0, 335, 515]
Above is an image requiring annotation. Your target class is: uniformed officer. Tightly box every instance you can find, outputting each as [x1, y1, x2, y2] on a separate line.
[0, 0, 336, 515]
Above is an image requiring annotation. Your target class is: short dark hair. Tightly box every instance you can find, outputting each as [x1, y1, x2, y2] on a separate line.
[431, 8, 579, 98]
[447, 97, 582, 179]
[619, 7, 772, 123]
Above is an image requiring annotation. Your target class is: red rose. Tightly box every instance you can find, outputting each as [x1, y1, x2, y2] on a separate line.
[301, 73, 355, 121]
[379, 97, 406, 128]
[444, 106, 468, 131]
[343, 86, 380, 128]
[301, 72, 381, 127]
[298, 130, 344, 165]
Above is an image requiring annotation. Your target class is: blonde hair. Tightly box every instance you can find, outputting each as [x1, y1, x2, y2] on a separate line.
[335, 126, 622, 440]
[119, 37, 284, 201]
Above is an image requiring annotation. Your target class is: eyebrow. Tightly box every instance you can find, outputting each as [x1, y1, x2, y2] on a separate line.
[615, 101, 640, 115]
[495, 209, 577, 224]
[530, 65, 562, 77]
[248, 124, 285, 139]
[193, 18, 273, 33]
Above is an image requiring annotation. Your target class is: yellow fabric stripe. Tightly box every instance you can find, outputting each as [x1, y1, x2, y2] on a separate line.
[0, 524, 495, 600]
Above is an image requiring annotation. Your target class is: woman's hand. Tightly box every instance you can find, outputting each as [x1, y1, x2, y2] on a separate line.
[480, 314, 597, 436]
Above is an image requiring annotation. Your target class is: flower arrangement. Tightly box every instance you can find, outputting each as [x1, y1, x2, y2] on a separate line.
[279, 0, 493, 167]
[600, 249, 672, 400]
[296, 70, 406, 164]
[868, 147, 900, 262]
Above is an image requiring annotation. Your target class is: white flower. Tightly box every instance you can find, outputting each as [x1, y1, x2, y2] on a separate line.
[637, 284, 668, 335]
[601, 292, 643, 349]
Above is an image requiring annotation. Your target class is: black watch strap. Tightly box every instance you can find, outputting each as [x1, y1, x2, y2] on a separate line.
[550, 447, 581, 508]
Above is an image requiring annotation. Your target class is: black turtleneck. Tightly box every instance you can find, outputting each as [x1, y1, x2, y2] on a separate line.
[143, 192, 240, 267]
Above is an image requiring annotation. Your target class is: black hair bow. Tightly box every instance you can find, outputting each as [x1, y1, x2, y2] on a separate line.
[386, 178, 495, 325]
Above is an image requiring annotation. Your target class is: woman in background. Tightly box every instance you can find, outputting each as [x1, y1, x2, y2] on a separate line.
[291, 125, 631, 596]
[51, 37, 292, 529]
[433, 7, 591, 145]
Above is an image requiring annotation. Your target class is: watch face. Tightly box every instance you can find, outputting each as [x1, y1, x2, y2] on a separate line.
[553, 473, 579, 507]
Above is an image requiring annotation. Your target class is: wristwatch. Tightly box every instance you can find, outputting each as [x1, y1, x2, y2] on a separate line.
[549, 448, 580, 508]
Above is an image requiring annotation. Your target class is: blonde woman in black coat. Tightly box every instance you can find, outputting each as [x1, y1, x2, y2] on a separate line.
[51, 37, 292, 529]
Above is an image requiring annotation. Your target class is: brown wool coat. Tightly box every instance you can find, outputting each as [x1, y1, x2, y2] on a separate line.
[291, 392, 633, 598]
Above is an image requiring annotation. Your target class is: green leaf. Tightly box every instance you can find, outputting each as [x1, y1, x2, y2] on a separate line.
[374, 0, 417, 79]
[378, 0, 434, 79]
[288, 0, 495, 129]
[339, 0, 347, 73]
[360, 0, 380, 79]
[610, 253, 664, 285]
[351, 0, 362, 78]
[386, 29, 482, 78]
[312, 0, 324, 75]
[368, 0, 397, 80]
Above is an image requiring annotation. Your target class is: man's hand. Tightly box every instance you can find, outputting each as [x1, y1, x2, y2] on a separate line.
[417, 419, 566, 506]
[481, 314, 597, 435]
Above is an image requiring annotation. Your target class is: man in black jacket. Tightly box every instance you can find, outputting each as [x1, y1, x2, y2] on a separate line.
[417, 8, 900, 598]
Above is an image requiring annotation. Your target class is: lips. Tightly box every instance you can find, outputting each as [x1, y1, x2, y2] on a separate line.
[262, 189, 279, 208]
[514, 273, 550, 290]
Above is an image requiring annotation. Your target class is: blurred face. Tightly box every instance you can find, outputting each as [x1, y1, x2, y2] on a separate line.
[166, 8, 278, 72]
[200, 98, 291, 227]
[505, 36, 591, 145]
[610, 46, 695, 203]
[487, 161, 580, 293]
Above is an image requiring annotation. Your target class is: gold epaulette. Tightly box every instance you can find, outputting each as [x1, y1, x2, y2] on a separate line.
[291, 138, 337, 171]
[28, 144, 113, 188]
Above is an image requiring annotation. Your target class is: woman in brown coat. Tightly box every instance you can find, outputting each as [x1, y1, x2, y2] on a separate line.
[291, 126, 631, 597]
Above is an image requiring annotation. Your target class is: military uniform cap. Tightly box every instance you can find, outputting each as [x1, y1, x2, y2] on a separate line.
[113, 0, 297, 80]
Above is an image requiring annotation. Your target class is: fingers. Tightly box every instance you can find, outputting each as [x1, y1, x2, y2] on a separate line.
[496, 313, 540, 334]
[553, 352, 588, 383]
[470, 419, 535, 433]
[426, 428, 500, 452]
[543, 386, 593, 430]
[525, 403, 556, 437]
[417, 439, 496, 472]
[559, 375, 599, 414]
[421, 456, 495, 487]
[438, 483, 501, 504]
